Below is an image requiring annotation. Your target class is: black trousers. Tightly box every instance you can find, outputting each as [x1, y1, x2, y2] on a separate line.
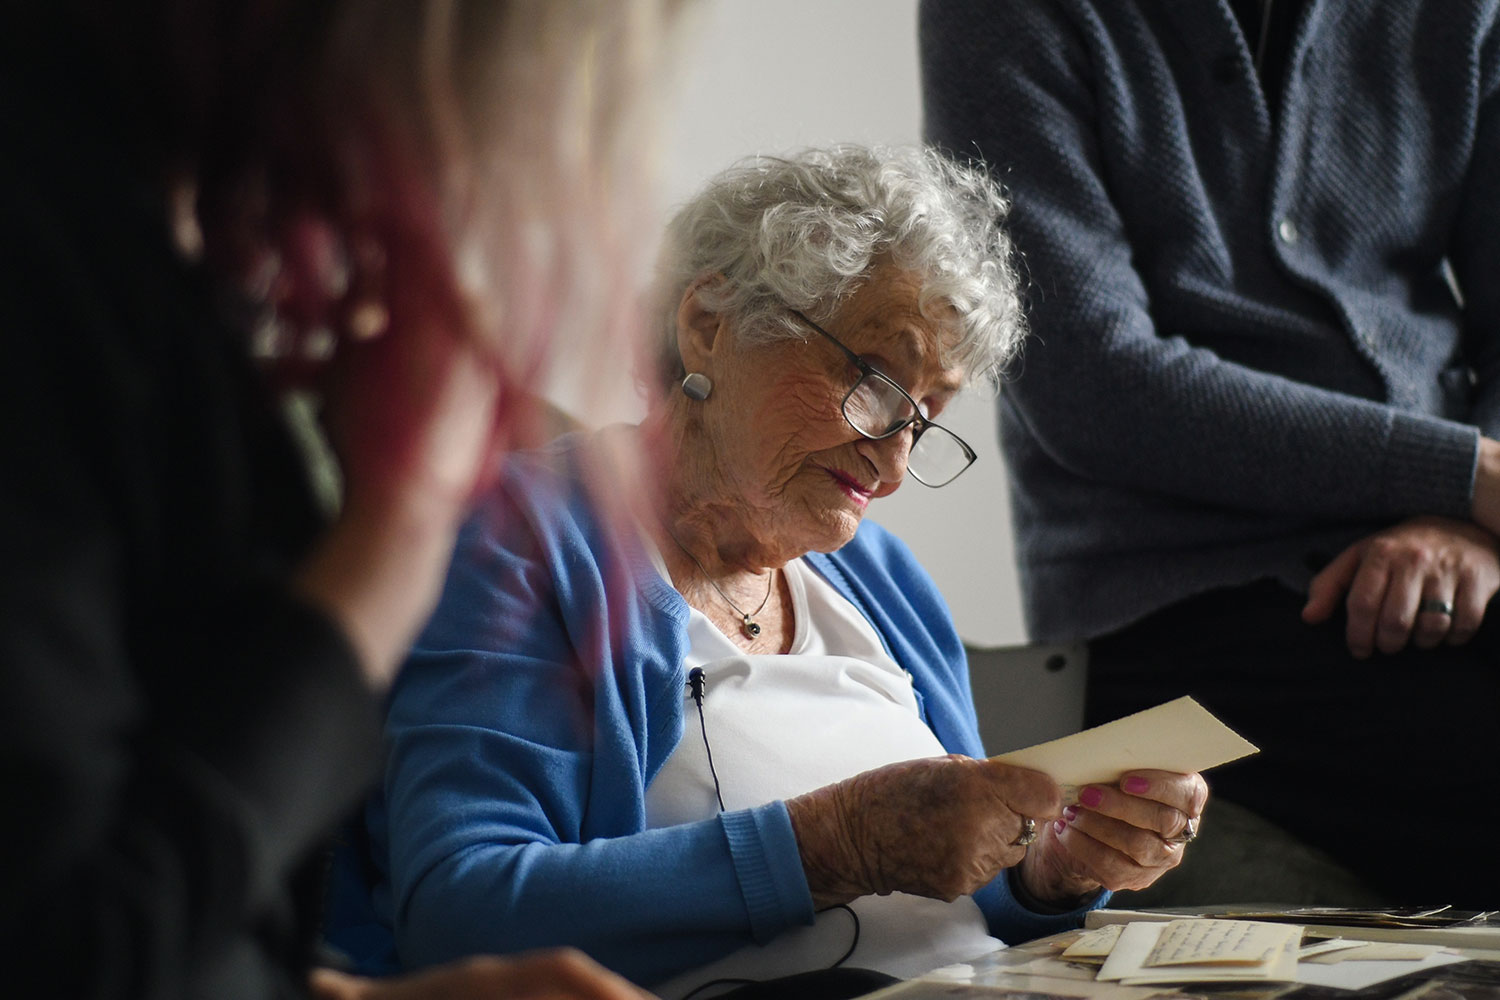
[1088, 580, 1500, 909]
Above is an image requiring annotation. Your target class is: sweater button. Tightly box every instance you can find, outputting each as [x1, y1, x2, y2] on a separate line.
[1278, 218, 1300, 244]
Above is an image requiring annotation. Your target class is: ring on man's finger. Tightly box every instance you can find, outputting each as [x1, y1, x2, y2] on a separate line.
[1162, 816, 1197, 846]
[1418, 598, 1455, 617]
[1013, 817, 1037, 846]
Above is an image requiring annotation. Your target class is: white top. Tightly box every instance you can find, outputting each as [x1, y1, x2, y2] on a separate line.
[644, 552, 1000, 999]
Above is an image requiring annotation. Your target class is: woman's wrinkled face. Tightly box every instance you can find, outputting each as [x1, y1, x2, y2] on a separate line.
[701, 266, 966, 556]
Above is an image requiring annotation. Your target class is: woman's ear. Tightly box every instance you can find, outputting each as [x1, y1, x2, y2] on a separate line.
[675, 275, 727, 376]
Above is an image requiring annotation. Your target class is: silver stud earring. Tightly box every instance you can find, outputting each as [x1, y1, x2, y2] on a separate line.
[681, 372, 713, 401]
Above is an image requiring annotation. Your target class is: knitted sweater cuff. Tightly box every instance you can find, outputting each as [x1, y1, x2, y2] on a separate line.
[722, 802, 818, 944]
[1383, 412, 1479, 518]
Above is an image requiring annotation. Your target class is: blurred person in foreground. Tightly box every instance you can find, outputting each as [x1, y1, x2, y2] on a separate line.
[0, 2, 682, 997]
[332, 147, 1208, 1000]
[921, 0, 1500, 906]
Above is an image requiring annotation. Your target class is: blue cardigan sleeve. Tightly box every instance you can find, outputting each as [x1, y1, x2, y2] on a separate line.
[375, 461, 815, 985]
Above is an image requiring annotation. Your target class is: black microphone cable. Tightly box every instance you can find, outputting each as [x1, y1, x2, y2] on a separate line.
[679, 666, 862, 1000]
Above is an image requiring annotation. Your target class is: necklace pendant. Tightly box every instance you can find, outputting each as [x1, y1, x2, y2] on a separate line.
[742, 617, 762, 639]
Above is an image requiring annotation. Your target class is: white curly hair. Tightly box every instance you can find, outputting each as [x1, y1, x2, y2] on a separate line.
[650, 144, 1026, 390]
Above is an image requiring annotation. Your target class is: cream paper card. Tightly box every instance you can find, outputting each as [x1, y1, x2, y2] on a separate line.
[1298, 938, 1368, 960]
[1062, 923, 1125, 960]
[1294, 950, 1466, 990]
[1147, 918, 1299, 967]
[994, 695, 1258, 800]
[1096, 919, 1301, 985]
[1302, 941, 1448, 963]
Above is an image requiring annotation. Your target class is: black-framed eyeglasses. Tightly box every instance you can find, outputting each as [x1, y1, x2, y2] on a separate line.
[789, 309, 976, 488]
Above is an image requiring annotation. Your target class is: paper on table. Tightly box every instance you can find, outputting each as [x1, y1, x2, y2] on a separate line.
[913, 945, 1170, 998]
[1298, 938, 1367, 960]
[994, 696, 1258, 799]
[997, 955, 1113, 980]
[1096, 923, 1179, 982]
[1063, 924, 1125, 959]
[1302, 942, 1448, 963]
[1097, 921, 1302, 985]
[1147, 918, 1297, 966]
[1294, 950, 1467, 991]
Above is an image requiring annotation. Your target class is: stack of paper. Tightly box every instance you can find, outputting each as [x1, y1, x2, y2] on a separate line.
[1045, 918, 1466, 992]
[1092, 919, 1301, 985]
[855, 918, 1472, 999]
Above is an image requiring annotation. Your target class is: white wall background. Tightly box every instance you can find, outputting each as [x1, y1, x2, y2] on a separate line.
[564, 0, 1029, 646]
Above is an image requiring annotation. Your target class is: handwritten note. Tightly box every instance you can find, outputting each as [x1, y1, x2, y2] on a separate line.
[1097, 920, 1302, 985]
[1061, 923, 1125, 959]
[1147, 919, 1296, 966]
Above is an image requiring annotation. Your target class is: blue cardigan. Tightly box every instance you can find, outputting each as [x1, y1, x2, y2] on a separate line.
[921, 0, 1500, 640]
[332, 436, 1103, 985]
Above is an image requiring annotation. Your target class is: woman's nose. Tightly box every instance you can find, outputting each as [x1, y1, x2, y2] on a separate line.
[855, 426, 912, 486]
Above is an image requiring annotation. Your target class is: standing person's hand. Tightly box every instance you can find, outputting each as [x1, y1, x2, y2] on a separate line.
[309, 950, 656, 1000]
[1016, 770, 1207, 907]
[786, 755, 1061, 908]
[1470, 437, 1500, 538]
[1302, 515, 1500, 658]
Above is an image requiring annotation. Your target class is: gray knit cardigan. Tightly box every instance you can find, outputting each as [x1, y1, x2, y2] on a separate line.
[921, 0, 1500, 641]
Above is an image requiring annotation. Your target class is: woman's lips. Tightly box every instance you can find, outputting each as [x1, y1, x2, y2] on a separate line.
[828, 468, 873, 507]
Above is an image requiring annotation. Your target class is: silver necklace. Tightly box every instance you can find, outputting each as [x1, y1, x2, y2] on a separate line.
[667, 530, 774, 639]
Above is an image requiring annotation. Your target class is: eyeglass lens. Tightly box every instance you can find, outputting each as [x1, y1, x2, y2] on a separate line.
[843, 376, 915, 437]
[843, 375, 971, 485]
[907, 423, 972, 485]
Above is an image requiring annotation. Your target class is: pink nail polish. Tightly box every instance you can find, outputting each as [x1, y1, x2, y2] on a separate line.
[1123, 776, 1150, 795]
[1079, 786, 1104, 808]
[1053, 818, 1067, 834]
[1063, 805, 1079, 822]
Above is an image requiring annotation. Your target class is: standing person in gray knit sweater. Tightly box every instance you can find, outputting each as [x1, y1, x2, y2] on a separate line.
[921, 0, 1500, 907]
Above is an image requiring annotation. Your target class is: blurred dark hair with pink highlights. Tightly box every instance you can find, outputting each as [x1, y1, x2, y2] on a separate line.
[68, 0, 676, 426]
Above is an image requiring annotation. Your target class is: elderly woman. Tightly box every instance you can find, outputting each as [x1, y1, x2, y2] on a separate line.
[341, 146, 1207, 995]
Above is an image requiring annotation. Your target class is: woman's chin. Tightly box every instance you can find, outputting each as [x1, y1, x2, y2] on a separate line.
[798, 507, 865, 555]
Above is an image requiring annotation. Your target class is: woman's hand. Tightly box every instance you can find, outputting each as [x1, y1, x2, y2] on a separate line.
[309, 950, 654, 1000]
[1016, 770, 1207, 908]
[786, 755, 1061, 908]
[293, 322, 507, 690]
[285, 205, 523, 691]
[1301, 515, 1500, 658]
[289, 268, 517, 690]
